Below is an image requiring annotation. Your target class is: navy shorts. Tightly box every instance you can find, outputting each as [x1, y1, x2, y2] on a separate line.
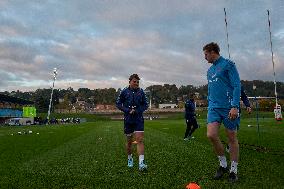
[207, 108, 240, 130]
[124, 120, 144, 135]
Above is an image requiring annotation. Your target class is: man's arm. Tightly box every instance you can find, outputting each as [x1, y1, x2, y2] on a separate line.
[136, 89, 149, 113]
[228, 62, 241, 119]
[228, 63, 241, 108]
[116, 90, 130, 113]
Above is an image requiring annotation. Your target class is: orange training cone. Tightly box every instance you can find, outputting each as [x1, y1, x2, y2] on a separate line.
[186, 182, 200, 189]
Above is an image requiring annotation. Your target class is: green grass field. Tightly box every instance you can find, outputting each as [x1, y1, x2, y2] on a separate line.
[0, 113, 283, 188]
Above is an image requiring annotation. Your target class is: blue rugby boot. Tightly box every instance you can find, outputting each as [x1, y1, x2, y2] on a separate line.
[139, 161, 147, 171]
[127, 158, 133, 168]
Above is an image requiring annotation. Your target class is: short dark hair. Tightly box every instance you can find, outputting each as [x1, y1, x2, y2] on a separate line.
[189, 93, 195, 99]
[203, 42, 220, 54]
[129, 74, 140, 81]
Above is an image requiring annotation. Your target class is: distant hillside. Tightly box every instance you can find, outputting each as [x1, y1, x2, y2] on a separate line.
[1, 80, 283, 112]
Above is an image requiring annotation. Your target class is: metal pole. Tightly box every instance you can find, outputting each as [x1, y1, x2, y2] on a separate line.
[267, 10, 278, 106]
[145, 89, 152, 109]
[149, 90, 152, 109]
[255, 97, 260, 138]
[253, 85, 260, 140]
[47, 68, 57, 124]
[224, 8, 231, 59]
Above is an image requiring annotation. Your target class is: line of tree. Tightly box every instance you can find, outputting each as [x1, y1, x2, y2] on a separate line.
[1, 80, 284, 113]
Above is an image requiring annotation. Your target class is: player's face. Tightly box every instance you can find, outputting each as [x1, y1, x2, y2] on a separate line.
[129, 78, 139, 89]
[204, 50, 214, 63]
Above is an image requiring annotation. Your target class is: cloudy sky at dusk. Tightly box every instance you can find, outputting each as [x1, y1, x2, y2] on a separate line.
[0, 0, 283, 91]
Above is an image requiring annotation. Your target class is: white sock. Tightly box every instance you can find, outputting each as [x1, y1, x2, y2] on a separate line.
[218, 155, 227, 168]
[128, 154, 132, 160]
[139, 155, 144, 164]
[230, 161, 238, 174]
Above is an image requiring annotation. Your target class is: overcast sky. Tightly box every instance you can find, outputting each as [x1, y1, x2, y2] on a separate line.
[0, 0, 283, 92]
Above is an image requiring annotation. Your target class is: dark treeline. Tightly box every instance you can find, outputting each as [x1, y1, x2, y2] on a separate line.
[1, 80, 284, 112]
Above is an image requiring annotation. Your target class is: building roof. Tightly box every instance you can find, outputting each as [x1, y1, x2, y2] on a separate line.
[0, 94, 34, 105]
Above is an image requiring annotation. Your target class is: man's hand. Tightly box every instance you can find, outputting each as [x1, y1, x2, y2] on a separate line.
[228, 108, 238, 120]
[246, 107, 252, 114]
[129, 109, 135, 114]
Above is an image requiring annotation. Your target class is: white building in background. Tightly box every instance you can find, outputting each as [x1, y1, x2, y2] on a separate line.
[159, 103, 178, 109]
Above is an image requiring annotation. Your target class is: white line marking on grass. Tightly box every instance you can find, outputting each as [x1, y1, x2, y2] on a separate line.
[247, 125, 264, 127]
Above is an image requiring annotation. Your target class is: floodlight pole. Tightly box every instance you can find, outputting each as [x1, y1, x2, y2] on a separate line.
[47, 68, 58, 124]
[267, 10, 278, 106]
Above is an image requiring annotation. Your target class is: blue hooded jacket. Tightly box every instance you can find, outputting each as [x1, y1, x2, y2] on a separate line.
[116, 87, 148, 123]
[185, 99, 196, 120]
[207, 56, 241, 109]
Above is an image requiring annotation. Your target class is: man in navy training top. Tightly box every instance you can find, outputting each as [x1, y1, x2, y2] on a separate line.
[184, 93, 199, 140]
[116, 74, 149, 171]
[241, 86, 252, 114]
[203, 42, 241, 182]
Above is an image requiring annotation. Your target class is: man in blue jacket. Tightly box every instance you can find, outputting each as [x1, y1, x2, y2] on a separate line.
[203, 42, 241, 182]
[116, 74, 148, 171]
[184, 93, 199, 140]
